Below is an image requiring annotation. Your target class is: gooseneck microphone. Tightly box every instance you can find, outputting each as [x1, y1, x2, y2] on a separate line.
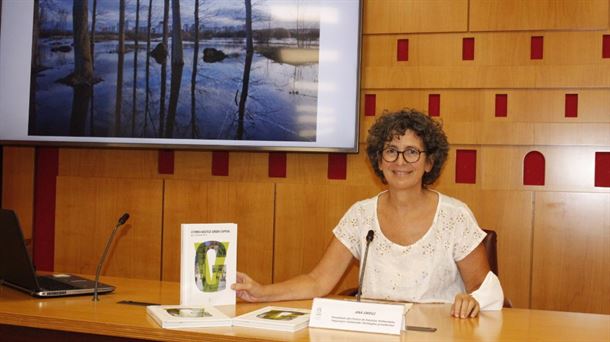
[356, 229, 375, 302]
[93, 213, 129, 301]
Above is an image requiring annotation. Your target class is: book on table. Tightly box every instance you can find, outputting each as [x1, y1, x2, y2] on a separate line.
[180, 223, 237, 306]
[146, 305, 232, 329]
[232, 306, 311, 332]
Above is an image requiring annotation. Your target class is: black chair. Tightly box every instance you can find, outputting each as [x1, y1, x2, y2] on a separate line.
[340, 229, 512, 307]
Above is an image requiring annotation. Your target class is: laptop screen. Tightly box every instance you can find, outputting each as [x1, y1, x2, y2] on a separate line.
[0, 209, 41, 292]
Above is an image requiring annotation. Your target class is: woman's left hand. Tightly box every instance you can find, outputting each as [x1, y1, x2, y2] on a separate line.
[450, 293, 480, 318]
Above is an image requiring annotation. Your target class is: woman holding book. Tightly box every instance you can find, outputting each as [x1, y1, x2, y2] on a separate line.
[232, 109, 504, 319]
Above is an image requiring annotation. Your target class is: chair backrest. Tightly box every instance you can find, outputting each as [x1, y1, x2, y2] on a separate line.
[482, 229, 499, 276]
[481, 229, 512, 308]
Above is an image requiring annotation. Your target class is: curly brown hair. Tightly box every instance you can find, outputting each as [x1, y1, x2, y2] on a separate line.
[366, 109, 449, 186]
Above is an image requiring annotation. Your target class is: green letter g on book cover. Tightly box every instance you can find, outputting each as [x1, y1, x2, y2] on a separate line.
[180, 223, 237, 306]
[194, 241, 229, 292]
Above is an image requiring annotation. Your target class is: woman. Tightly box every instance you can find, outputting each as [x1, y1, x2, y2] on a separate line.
[232, 109, 504, 318]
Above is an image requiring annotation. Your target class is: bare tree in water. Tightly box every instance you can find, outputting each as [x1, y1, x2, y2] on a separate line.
[89, 0, 98, 135]
[165, 0, 185, 138]
[237, 0, 254, 139]
[115, 0, 126, 135]
[190, 0, 201, 138]
[29, 0, 41, 129]
[59, 0, 93, 86]
[131, 0, 141, 135]
[144, 0, 155, 135]
[159, 0, 169, 137]
[90, 0, 97, 66]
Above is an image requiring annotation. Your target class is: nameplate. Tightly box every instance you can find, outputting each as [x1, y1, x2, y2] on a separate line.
[308, 297, 405, 335]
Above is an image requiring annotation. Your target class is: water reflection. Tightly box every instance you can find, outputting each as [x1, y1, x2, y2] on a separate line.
[30, 38, 319, 142]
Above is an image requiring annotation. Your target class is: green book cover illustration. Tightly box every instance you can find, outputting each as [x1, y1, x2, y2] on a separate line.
[194, 241, 229, 292]
[180, 223, 237, 306]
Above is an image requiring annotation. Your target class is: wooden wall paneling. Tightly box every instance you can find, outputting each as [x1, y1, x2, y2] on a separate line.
[580, 90, 610, 122]
[274, 183, 380, 294]
[363, 62, 539, 90]
[172, 150, 211, 180]
[449, 89, 610, 124]
[427, 186, 534, 308]
[345, 148, 386, 189]
[475, 190, 534, 309]
[542, 146, 610, 192]
[364, 61, 610, 90]
[285, 153, 328, 184]
[363, 0, 468, 34]
[58, 148, 159, 178]
[470, 31, 610, 68]
[358, 91, 430, 142]
[54, 176, 163, 280]
[531, 192, 610, 314]
[476, 146, 610, 193]
[1, 146, 35, 239]
[364, 89, 610, 126]
[542, 32, 608, 66]
[445, 122, 536, 146]
[362, 31, 610, 89]
[469, 0, 608, 31]
[534, 124, 610, 146]
[473, 33, 532, 66]
[223, 151, 270, 182]
[359, 111, 380, 144]
[162, 180, 275, 285]
[362, 34, 465, 68]
[478, 146, 532, 191]
[360, 90, 485, 121]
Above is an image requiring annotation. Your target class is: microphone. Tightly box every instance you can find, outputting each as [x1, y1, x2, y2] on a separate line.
[93, 213, 129, 301]
[356, 230, 374, 302]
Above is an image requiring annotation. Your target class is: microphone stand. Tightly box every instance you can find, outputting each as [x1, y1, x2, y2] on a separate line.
[93, 213, 129, 301]
[356, 230, 374, 302]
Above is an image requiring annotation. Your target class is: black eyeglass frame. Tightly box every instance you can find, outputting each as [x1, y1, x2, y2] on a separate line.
[380, 147, 427, 163]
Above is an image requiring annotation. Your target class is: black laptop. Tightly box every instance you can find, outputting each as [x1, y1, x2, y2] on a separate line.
[0, 209, 115, 297]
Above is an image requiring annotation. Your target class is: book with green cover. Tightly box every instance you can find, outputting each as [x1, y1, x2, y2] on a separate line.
[146, 305, 232, 329]
[180, 223, 237, 306]
[232, 306, 311, 332]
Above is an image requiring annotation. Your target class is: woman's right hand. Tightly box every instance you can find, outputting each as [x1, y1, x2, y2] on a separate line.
[231, 271, 266, 302]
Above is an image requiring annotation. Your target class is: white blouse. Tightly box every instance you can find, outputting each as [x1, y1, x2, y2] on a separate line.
[333, 191, 486, 303]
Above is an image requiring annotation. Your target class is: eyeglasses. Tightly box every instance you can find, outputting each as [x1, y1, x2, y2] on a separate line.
[381, 147, 426, 163]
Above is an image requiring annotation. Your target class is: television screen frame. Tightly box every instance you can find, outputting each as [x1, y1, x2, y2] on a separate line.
[0, 0, 362, 153]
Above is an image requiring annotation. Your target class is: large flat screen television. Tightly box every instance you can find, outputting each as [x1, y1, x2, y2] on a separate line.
[0, 0, 361, 152]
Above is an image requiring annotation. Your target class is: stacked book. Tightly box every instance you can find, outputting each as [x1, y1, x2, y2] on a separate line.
[147, 305, 311, 332]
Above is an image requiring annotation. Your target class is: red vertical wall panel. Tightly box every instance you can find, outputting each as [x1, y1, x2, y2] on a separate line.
[328, 153, 347, 180]
[523, 151, 545, 186]
[565, 94, 578, 118]
[594, 152, 610, 187]
[428, 94, 440, 117]
[602, 35, 610, 58]
[495, 94, 508, 117]
[158, 150, 175, 174]
[531, 36, 544, 60]
[33, 147, 59, 271]
[364, 94, 376, 116]
[268, 152, 287, 178]
[397, 39, 409, 61]
[211, 151, 229, 176]
[462, 37, 475, 60]
[455, 149, 477, 184]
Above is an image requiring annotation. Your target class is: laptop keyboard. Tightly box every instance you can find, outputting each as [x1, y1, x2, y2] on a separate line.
[37, 276, 78, 290]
